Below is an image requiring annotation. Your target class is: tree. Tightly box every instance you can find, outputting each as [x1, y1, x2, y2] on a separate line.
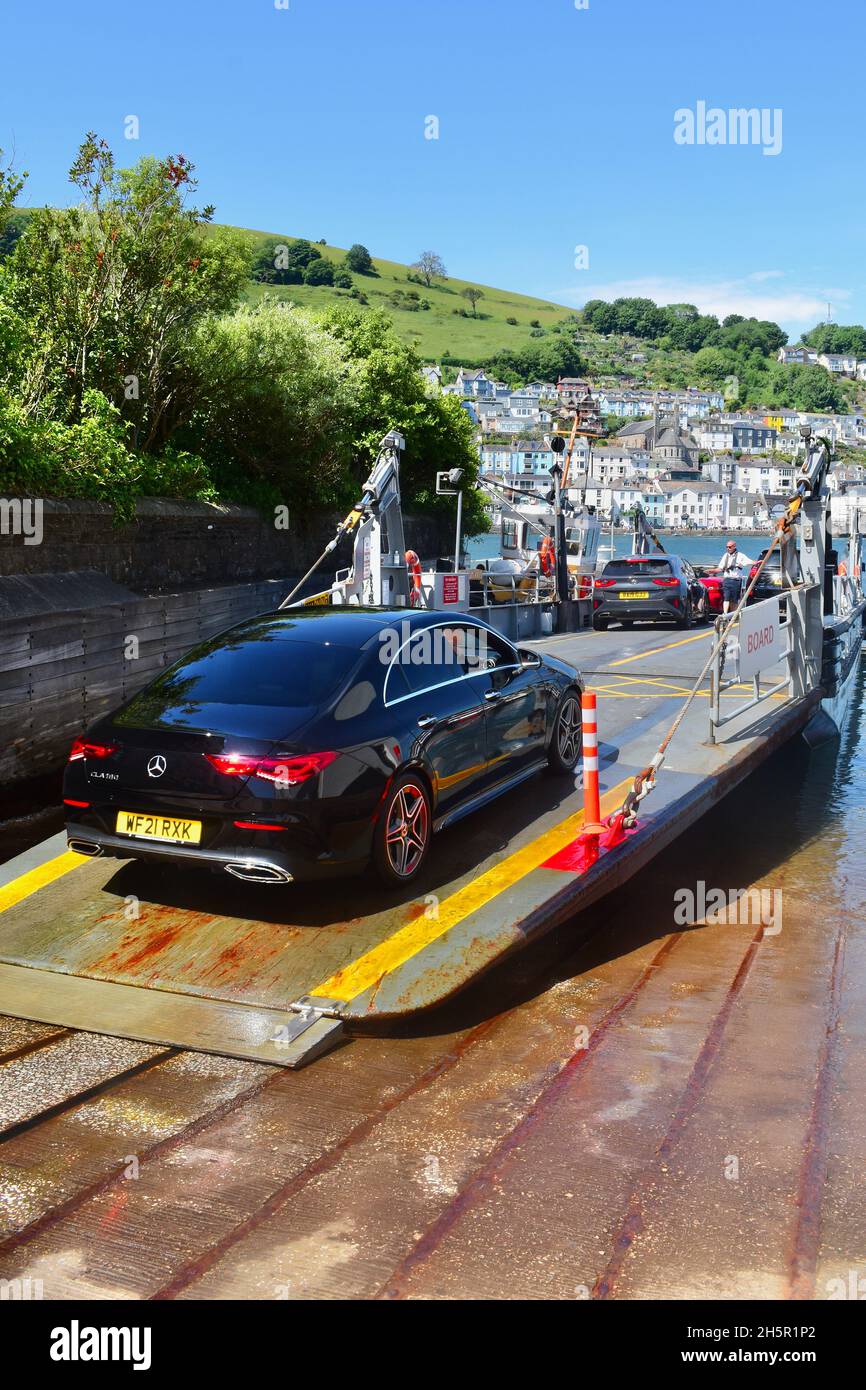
[411, 250, 446, 288]
[4, 133, 249, 448]
[345, 243, 373, 274]
[251, 239, 303, 285]
[183, 301, 355, 504]
[461, 287, 484, 318]
[304, 258, 335, 286]
[315, 303, 485, 531]
[282, 238, 321, 271]
[0, 148, 26, 228]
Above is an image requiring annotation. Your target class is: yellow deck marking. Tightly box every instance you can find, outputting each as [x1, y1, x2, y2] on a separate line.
[0, 849, 88, 916]
[608, 631, 713, 667]
[311, 774, 636, 1003]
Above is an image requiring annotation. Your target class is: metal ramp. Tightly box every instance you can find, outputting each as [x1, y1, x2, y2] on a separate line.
[0, 623, 819, 1067]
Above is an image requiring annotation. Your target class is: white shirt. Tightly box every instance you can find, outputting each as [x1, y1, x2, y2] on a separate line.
[717, 549, 754, 579]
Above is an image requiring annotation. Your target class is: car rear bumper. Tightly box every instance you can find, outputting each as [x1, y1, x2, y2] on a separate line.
[65, 820, 369, 884]
[594, 598, 682, 622]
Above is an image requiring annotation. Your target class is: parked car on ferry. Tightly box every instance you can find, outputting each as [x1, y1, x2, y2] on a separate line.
[592, 554, 708, 630]
[746, 547, 803, 605]
[695, 569, 725, 616]
[63, 609, 583, 888]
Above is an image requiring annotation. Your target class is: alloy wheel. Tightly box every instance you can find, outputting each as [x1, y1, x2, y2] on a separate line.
[557, 695, 581, 766]
[385, 783, 429, 878]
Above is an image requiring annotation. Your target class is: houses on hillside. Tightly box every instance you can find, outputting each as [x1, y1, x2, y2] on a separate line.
[426, 358, 866, 530]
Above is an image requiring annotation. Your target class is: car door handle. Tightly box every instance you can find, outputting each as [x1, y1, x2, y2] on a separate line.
[484, 690, 501, 703]
[417, 715, 437, 728]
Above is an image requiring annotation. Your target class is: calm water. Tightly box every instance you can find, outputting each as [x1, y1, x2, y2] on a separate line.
[467, 530, 743, 569]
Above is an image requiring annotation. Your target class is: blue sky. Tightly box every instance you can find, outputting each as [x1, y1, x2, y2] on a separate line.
[3, 0, 862, 335]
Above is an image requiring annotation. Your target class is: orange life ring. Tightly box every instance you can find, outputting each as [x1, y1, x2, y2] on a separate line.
[539, 536, 555, 576]
[837, 560, 848, 577]
[405, 549, 423, 606]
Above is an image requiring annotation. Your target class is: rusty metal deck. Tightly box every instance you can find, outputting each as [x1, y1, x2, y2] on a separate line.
[0, 625, 818, 1065]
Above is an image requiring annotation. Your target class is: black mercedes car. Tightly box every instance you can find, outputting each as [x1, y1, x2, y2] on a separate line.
[63, 608, 584, 887]
[592, 554, 708, 630]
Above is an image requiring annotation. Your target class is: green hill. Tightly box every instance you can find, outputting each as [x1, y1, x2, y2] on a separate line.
[223, 226, 574, 365]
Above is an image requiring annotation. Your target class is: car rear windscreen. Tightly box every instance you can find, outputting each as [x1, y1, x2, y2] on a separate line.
[121, 638, 360, 715]
[602, 559, 674, 577]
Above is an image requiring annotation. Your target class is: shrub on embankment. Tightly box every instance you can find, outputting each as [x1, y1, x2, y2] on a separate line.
[0, 136, 485, 533]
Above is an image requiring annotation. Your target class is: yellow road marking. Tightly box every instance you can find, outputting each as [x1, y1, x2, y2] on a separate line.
[608, 631, 713, 667]
[311, 774, 637, 1004]
[592, 685, 785, 701]
[0, 849, 88, 916]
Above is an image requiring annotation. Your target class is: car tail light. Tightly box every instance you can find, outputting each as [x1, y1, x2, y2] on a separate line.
[64, 798, 90, 808]
[68, 739, 118, 762]
[206, 751, 339, 784]
[594, 578, 616, 588]
[652, 577, 679, 587]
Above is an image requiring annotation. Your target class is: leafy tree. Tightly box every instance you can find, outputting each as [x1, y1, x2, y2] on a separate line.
[344, 243, 374, 274]
[315, 303, 485, 531]
[0, 148, 26, 227]
[803, 322, 866, 357]
[282, 238, 321, 270]
[411, 250, 446, 287]
[304, 258, 335, 286]
[180, 300, 355, 505]
[0, 211, 28, 260]
[461, 287, 484, 318]
[3, 133, 249, 448]
[251, 239, 303, 285]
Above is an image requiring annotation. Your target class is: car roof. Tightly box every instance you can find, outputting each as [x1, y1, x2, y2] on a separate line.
[225, 607, 497, 651]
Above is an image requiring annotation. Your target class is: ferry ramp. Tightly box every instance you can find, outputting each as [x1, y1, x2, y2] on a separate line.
[0, 622, 818, 1068]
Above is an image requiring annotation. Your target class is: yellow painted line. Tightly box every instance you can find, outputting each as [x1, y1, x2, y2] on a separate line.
[593, 685, 786, 701]
[0, 849, 88, 916]
[311, 774, 636, 1004]
[608, 630, 713, 667]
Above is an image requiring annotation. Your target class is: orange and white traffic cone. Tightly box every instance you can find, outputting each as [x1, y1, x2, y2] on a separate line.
[581, 690, 605, 837]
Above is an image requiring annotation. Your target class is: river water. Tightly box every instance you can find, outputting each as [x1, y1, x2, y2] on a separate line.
[468, 530, 755, 569]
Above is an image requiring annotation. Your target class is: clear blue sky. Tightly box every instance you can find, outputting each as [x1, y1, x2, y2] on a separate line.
[3, 0, 862, 335]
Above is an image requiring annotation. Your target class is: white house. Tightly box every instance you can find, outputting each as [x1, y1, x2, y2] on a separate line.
[817, 353, 858, 377]
[657, 480, 729, 529]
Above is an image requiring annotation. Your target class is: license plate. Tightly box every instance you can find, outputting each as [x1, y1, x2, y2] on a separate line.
[621, 591, 649, 599]
[116, 811, 202, 844]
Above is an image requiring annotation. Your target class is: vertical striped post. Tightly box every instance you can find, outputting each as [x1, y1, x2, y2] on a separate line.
[581, 690, 601, 830]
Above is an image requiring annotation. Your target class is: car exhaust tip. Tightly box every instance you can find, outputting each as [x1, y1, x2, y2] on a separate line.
[225, 862, 293, 885]
[68, 839, 103, 858]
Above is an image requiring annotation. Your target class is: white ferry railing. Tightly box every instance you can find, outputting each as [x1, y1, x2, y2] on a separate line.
[708, 583, 818, 742]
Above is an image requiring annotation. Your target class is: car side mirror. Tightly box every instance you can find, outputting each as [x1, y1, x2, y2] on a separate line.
[517, 648, 541, 669]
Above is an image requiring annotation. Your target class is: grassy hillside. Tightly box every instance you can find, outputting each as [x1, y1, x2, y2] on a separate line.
[223, 226, 573, 364]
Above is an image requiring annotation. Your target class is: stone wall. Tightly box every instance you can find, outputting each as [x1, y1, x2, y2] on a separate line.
[0, 498, 451, 592]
